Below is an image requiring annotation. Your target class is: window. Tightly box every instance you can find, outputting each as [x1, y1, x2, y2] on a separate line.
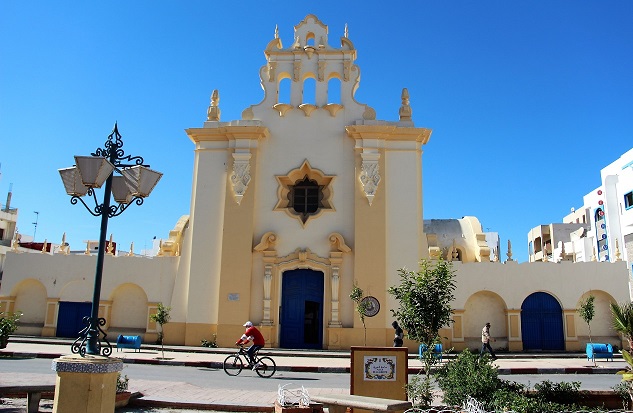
[291, 176, 321, 219]
[625, 191, 633, 210]
[274, 160, 335, 226]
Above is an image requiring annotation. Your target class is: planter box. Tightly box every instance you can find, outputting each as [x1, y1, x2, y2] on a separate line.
[115, 391, 132, 408]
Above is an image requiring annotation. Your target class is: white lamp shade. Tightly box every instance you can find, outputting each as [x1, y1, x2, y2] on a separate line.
[59, 166, 89, 197]
[121, 165, 163, 198]
[111, 175, 134, 204]
[74, 156, 114, 188]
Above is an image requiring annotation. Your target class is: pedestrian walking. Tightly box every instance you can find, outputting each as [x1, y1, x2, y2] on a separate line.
[480, 322, 497, 360]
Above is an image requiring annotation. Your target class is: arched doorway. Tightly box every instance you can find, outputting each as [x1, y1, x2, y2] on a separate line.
[280, 269, 324, 349]
[521, 292, 564, 350]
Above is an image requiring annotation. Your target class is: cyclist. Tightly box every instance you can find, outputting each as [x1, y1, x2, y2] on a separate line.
[236, 321, 265, 369]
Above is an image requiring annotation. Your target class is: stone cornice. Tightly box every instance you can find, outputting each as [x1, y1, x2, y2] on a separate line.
[186, 126, 270, 144]
[345, 125, 431, 144]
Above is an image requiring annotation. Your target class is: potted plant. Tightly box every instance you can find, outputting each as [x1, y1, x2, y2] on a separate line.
[0, 311, 22, 349]
[115, 373, 132, 407]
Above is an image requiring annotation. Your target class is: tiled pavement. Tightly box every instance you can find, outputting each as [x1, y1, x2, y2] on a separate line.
[0, 337, 627, 411]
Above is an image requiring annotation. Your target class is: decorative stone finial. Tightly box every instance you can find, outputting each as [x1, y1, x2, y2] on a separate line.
[506, 240, 513, 262]
[592, 246, 597, 262]
[128, 242, 134, 257]
[344, 23, 349, 38]
[107, 234, 114, 255]
[615, 239, 622, 261]
[41, 239, 48, 253]
[58, 233, 70, 255]
[85, 242, 91, 255]
[399, 88, 412, 121]
[292, 36, 301, 49]
[11, 231, 20, 252]
[274, 24, 279, 39]
[207, 89, 221, 121]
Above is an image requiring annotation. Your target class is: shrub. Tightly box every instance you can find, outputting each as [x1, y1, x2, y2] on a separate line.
[435, 349, 501, 406]
[436, 350, 592, 413]
[533, 380, 584, 406]
[201, 333, 218, 348]
[0, 311, 22, 336]
[0, 311, 22, 348]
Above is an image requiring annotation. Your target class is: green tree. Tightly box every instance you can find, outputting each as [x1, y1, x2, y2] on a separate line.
[611, 301, 633, 352]
[577, 294, 596, 366]
[149, 303, 171, 359]
[349, 283, 369, 345]
[388, 258, 456, 407]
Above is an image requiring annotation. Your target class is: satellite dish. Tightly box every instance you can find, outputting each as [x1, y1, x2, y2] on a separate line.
[570, 207, 575, 212]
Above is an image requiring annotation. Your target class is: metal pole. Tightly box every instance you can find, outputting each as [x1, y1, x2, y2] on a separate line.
[85, 148, 115, 356]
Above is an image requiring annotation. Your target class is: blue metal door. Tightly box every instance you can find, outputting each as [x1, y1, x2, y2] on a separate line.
[280, 269, 324, 349]
[56, 301, 92, 338]
[521, 292, 564, 350]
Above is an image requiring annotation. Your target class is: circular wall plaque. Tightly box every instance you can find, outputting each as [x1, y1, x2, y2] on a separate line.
[361, 296, 380, 317]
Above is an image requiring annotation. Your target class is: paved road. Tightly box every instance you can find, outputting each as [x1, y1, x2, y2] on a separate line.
[0, 357, 350, 390]
[1, 338, 629, 411]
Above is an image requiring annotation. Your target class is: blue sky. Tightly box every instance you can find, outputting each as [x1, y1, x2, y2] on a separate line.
[1, 1, 631, 263]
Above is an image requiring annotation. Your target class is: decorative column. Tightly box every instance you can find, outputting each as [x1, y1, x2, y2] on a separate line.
[328, 233, 351, 327]
[329, 265, 342, 328]
[254, 232, 278, 326]
[262, 263, 274, 326]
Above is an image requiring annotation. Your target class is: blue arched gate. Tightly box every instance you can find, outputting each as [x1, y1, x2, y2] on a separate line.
[521, 292, 564, 351]
[280, 269, 324, 349]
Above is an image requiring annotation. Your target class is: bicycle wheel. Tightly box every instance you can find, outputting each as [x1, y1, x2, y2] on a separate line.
[254, 356, 276, 378]
[223, 354, 244, 376]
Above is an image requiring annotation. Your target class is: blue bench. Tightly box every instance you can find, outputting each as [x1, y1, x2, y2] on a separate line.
[586, 343, 613, 362]
[116, 335, 142, 352]
[419, 343, 443, 361]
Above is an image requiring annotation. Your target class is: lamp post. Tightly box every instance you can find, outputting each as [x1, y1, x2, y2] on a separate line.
[59, 123, 162, 356]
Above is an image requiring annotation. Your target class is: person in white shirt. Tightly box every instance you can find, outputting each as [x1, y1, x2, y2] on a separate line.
[480, 322, 497, 360]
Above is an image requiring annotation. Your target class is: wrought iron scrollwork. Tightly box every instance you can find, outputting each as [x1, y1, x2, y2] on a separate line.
[92, 124, 146, 169]
[71, 316, 112, 357]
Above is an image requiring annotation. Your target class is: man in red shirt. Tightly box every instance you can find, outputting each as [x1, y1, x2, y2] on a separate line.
[236, 321, 265, 368]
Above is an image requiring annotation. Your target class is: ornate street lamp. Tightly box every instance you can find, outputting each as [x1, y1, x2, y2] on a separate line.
[59, 123, 162, 356]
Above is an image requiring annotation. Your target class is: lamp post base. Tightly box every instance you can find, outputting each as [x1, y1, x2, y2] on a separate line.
[52, 354, 123, 413]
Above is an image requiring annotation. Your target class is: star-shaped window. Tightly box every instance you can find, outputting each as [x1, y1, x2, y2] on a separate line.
[274, 160, 335, 226]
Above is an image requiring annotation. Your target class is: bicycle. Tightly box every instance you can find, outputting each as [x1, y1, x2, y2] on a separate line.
[223, 344, 276, 378]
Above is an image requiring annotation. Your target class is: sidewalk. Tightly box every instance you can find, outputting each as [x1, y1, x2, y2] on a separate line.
[0, 336, 628, 412]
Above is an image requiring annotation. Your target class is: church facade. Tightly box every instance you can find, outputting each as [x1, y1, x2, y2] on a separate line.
[1, 15, 630, 352]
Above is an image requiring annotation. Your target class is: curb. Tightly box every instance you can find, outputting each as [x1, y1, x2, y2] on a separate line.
[129, 398, 275, 412]
[1, 350, 623, 375]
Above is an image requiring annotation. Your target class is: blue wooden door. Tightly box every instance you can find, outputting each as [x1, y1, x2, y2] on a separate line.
[521, 292, 564, 350]
[56, 302, 92, 338]
[280, 269, 324, 349]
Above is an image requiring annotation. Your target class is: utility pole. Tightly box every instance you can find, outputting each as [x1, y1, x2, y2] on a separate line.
[33, 211, 39, 240]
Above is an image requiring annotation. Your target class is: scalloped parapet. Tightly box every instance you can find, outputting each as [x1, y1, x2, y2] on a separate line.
[241, 15, 377, 122]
